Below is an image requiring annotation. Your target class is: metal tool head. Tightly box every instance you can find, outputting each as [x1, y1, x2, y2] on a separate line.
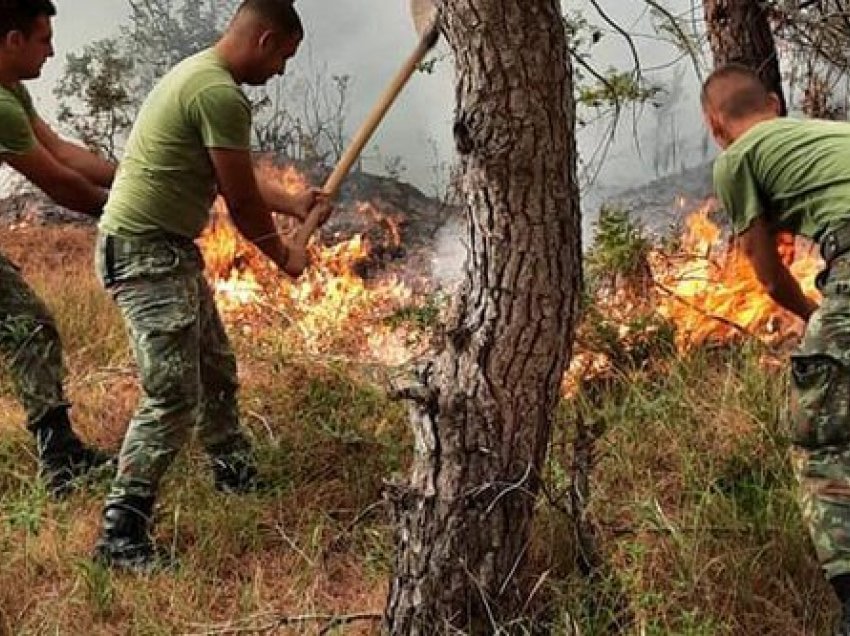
[411, 0, 440, 49]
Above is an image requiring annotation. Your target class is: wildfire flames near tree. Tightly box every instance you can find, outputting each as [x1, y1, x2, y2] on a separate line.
[199, 167, 822, 393]
[565, 198, 822, 394]
[654, 202, 821, 348]
[199, 164, 421, 366]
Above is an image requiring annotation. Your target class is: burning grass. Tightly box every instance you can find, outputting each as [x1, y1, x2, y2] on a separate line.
[654, 201, 821, 349]
[199, 165, 427, 366]
[566, 200, 821, 396]
[549, 201, 834, 634]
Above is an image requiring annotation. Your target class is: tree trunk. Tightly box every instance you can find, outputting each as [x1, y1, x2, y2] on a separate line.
[384, 0, 581, 633]
[704, 0, 788, 115]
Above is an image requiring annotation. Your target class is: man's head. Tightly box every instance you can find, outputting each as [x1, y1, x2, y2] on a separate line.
[221, 0, 303, 85]
[0, 0, 55, 82]
[701, 64, 782, 149]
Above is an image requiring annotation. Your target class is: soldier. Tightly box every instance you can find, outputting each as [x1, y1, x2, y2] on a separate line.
[0, 0, 115, 495]
[92, 0, 327, 570]
[702, 63, 850, 634]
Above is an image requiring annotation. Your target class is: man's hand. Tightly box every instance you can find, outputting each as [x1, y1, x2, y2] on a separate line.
[256, 175, 334, 226]
[32, 117, 115, 187]
[280, 239, 309, 278]
[282, 188, 334, 228]
[739, 217, 818, 321]
[307, 196, 334, 228]
[3, 143, 107, 216]
[288, 188, 325, 222]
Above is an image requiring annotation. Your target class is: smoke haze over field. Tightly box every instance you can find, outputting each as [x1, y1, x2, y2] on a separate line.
[37, 0, 710, 205]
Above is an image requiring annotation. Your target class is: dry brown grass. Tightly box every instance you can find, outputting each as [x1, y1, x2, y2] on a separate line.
[0, 224, 403, 635]
[540, 345, 837, 635]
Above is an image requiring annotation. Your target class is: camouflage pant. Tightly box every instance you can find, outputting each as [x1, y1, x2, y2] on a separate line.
[0, 250, 67, 428]
[791, 253, 850, 580]
[95, 231, 251, 501]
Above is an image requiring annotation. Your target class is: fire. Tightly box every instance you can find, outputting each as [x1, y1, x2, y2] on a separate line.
[198, 162, 422, 364]
[563, 197, 824, 396]
[654, 198, 822, 348]
[200, 207, 267, 311]
[201, 174, 823, 390]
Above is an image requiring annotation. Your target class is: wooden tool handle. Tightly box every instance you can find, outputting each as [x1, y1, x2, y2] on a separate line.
[294, 36, 435, 247]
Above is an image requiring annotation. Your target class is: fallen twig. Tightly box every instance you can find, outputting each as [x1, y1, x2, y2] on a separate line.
[654, 281, 762, 342]
[186, 611, 383, 635]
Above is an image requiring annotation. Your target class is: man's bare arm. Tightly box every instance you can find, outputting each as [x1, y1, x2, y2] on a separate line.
[31, 117, 115, 187]
[3, 142, 107, 216]
[255, 171, 327, 223]
[739, 217, 818, 321]
[210, 148, 307, 277]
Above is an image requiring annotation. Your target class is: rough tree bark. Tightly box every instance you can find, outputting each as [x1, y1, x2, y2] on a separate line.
[704, 0, 788, 115]
[384, 0, 581, 633]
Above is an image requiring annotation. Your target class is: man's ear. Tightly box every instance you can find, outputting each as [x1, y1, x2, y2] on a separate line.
[704, 109, 722, 137]
[257, 29, 276, 54]
[1, 30, 23, 50]
[767, 92, 782, 116]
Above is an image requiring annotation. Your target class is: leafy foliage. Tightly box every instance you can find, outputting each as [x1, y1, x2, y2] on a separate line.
[53, 39, 137, 160]
[55, 0, 351, 166]
[770, 0, 850, 119]
[577, 70, 663, 111]
[586, 206, 652, 286]
[565, 11, 663, 117]
[125, 0, 237, 93]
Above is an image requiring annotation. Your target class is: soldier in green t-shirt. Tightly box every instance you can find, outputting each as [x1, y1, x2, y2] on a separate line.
[0, 1, 117, 496]
[702, 64, 850, 633]
[92, 0, 330, 571]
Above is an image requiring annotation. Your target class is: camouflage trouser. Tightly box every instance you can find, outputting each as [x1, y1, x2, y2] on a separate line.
[0, 250, 67, 428]
[95, 231, 251, 501]
[791, 253, 850, 580]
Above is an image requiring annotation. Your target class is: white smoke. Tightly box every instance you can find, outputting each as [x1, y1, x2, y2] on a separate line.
[430, 216, 467, 288]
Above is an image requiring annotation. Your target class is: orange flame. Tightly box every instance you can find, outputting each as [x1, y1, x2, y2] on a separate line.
[198, 163, 421, 364]
[563, 197, 824, 396]
[655, 199, 822, 348]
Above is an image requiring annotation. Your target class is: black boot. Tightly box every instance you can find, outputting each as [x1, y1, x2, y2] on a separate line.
[92, 495, 156, 572]
[831, 574, 850, 636]
[30, 407, 113, 497]
[210, 450, 266, 494]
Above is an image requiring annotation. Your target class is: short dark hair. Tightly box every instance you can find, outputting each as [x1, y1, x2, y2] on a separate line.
[237, 0, 302, 38]
[701, 63, 772, 119]
[0, 0, 56, 38]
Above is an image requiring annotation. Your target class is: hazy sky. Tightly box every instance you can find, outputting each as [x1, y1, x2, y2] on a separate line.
[36, 0, 708, 199]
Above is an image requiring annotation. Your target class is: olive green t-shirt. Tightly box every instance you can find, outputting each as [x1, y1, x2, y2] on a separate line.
[713, 118, 850, 241]
[100, 48, 251, 239]
[0, 83, 37, 156]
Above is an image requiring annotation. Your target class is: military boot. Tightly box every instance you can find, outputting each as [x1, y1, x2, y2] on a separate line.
[92, 495, 157, 572]
[210, 450, 267, 494]
[832, 574, 850, 636]
[30, 407, 113, 497]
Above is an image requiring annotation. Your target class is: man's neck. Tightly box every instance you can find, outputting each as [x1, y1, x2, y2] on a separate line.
[728, 113, 778, 145]
[0, 63, 21, 90]
[213, 39, 245, 85]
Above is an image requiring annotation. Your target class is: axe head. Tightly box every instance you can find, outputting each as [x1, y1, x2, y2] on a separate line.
[411, 0, 440, 49]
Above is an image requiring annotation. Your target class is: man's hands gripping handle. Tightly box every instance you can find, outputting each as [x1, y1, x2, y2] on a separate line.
[282, 188, 332, 278]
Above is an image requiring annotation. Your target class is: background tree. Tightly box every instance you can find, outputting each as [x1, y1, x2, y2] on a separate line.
[384, 0, 581, 632]
[704, 0, 787, 115]
[125, 0, 237, 95]
[53, 38, 137, 160]
[770, 0, 850, 119]
[54, 0, 236, 157]
[56, 0, 351, 167]
[251, 59, 351, 163]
